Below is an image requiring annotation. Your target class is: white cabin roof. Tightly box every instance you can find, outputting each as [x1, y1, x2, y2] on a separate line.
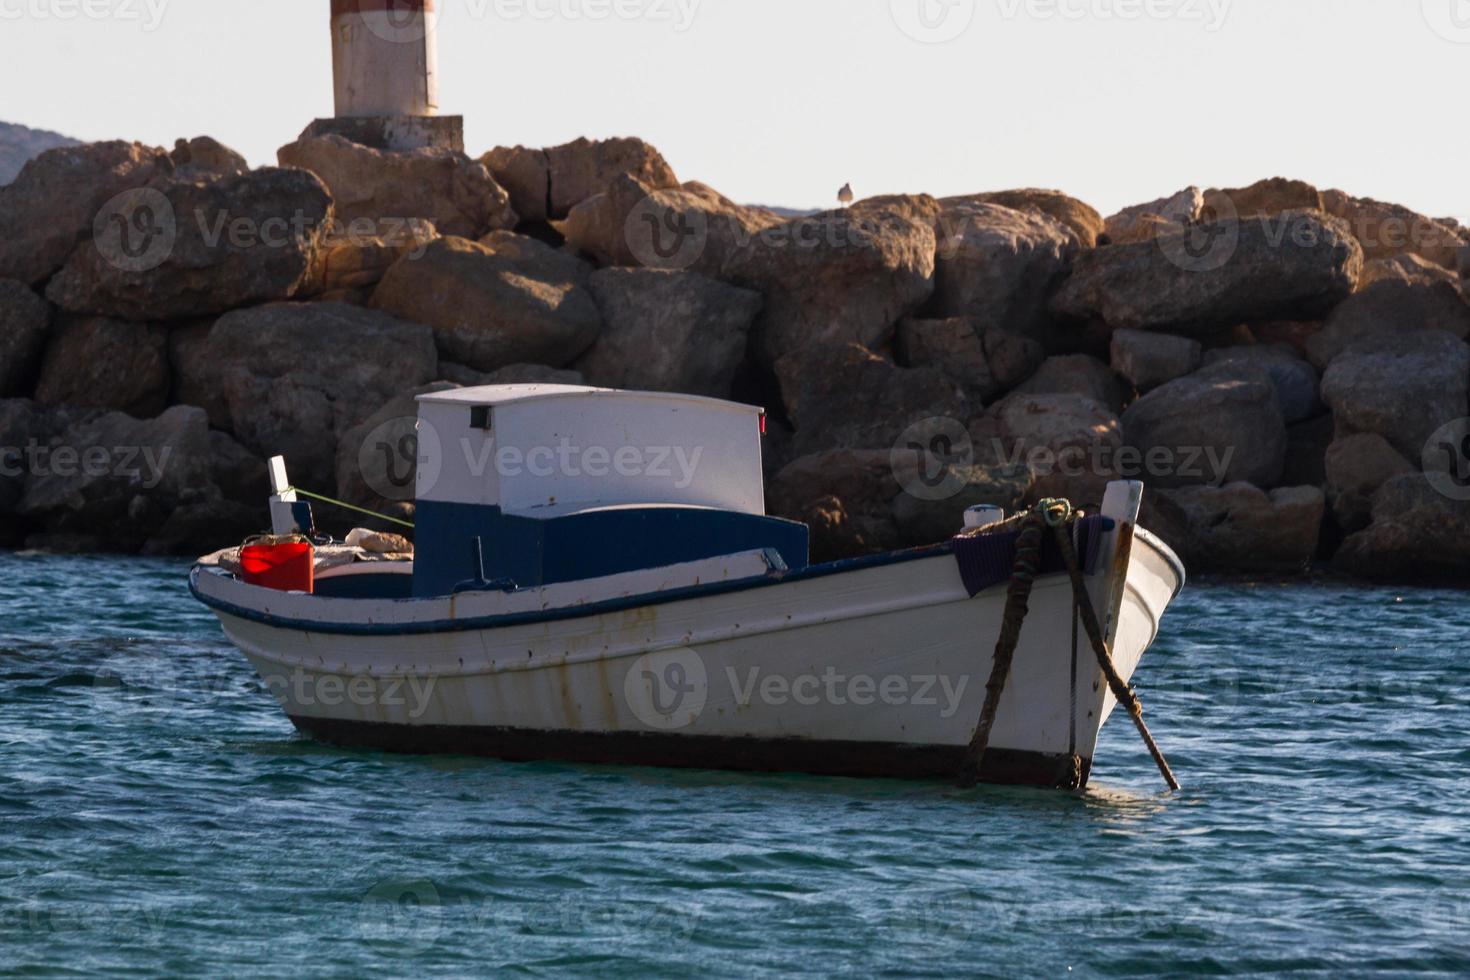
[417, 384, 764, 415]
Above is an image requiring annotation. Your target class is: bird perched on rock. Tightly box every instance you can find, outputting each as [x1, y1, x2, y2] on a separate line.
[837, 183, 854, 206]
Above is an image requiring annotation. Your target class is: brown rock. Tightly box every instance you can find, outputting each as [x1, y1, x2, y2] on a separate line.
[563, 174, 783, 277]
[1334, 473, 1470, 581]
[17, 405, 257, 554]
[1110, 329, 1201, 393]
[278, 134, 516, 239]
[544, 136, 678, 220]
[1360, 253, 1461, 290]
[370, 235, 602, 373]
[1102, 187, 1202, 245]
[931, 200, 1076, 340]
[1120, 368, 1288, 489]
[576, 268, 762, 398]
[169, 136, 249, 179]
[335, 381, 459, 522]
[963, 189, 1103, 247]
[0, 280, 50, 396]
[438, 362, 585, 387]
[1160, 483, 1324, 573]
[1200, 345, 1322, 423]
[34, 316, 169, 417]
[767, 447, 1031, 559]
[773, 342, 970, 458]
[1320, 330, 1470, 463]
[1324, 434, 1415, 532]
[1012, 354, 1128, 413]
[480, 145, 550, 224]
[0, 140, 172, 285]
[992, 392, 1121, 507]
[1305, 279, 1470, 370]
[46, 168, 332, 320]
[167, 319, 228, 427]
[895, 316, 1045, 403]
[723, 196, 938, 364]
[301, 218, 438, 298]
[188, 302, 439, 492]
[1202, 177, 1323, 219]
[1323, 189, 1466, 270]
[1051, 210, 1362, 335]
[1250, 320, 1322, 357]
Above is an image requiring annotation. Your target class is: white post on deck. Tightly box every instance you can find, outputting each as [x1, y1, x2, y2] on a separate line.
[267, 456, 301, 536]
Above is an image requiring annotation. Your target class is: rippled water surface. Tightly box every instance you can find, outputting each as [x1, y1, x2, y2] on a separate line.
[2, 552, 1469, 976]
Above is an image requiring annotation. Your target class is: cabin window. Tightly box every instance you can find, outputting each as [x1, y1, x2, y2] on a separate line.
[470, 406, 492, 430]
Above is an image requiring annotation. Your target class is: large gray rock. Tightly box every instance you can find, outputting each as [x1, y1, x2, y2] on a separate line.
[1335, 474, 1470, 581]
[0, 280, 50, 396]
[46, 168, 333, 321]
[1320, 330, 1470, 462]
[894, 316, 1045, 404]
[563, 174, 783, 277]
[1012, 354, 1128, 413]
[16, 405, 259, 554]
[774, 342, 971, 458]
[0, 398, 102, 519]
[371, 234, 602, 372]
[1324, 434, 1415, 532]
[1111, 329, 1201, 393]
[1304, 280, 1470, 370]
[1121, 368, 1288, 489]
[722, 196, 938, 364]
[544, 136, 679, 220]
[1051, 210, 1362, 335]
[576, 268, 761, 398]
[1201, 345, 1322, 423]
[278, 134, 516, 239]
[186, 302, 439, 493]
[34, 316, 169, 417]
[931, 200, 1076, 340]
[0, 140, 171, 285]
[1159, 483, 1324, 573]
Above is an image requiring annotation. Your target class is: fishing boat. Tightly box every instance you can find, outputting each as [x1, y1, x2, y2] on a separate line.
[190, 384, 1185, 789]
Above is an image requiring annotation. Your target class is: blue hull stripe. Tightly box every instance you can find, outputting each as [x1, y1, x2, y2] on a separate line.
[191, 541, 968, 637]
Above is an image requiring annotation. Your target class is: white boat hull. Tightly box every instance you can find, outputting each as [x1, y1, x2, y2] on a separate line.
[193, 519, 1183, 789]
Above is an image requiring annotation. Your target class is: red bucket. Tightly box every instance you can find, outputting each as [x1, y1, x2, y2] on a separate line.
[240, 542, 315, 593]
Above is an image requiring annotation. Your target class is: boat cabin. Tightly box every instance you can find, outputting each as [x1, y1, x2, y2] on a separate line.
[409, 385, 809, 598]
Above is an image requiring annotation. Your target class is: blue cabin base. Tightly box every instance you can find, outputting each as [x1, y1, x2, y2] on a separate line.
[412, 503, 810, 598]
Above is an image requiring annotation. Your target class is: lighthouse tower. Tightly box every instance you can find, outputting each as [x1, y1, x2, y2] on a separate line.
[301, 0, 463, 152]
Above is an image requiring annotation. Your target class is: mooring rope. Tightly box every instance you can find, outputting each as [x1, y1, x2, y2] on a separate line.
[286, 487, 416, 530]
[957, 498, 1179, 791]
[957, 498, 1073, 787]
[1051, 520, 1180, 791]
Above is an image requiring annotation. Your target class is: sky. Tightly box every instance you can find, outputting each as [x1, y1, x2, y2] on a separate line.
[1, 0, 1466, 219]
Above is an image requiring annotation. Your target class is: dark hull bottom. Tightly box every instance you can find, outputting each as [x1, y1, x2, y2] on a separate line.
[289, 717, 1093, 790]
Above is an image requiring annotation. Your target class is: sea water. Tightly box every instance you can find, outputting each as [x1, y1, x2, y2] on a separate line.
[2, 552, 1468, 976]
